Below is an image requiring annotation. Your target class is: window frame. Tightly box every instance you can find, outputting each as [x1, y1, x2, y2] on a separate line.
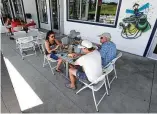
[66, 0, 122, 28]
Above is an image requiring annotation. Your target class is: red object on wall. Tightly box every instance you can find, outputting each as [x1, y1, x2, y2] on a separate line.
[98, 0, 102, 6]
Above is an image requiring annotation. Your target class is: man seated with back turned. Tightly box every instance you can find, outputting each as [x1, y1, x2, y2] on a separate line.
[66, 40, 102, 90]
[98, 32, 117, 67]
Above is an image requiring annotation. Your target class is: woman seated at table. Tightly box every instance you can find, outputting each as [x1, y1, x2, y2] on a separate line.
[45, 31, 63, 72]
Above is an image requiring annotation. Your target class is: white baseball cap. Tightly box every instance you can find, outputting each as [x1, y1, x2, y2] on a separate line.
[78, 40, 93, 48]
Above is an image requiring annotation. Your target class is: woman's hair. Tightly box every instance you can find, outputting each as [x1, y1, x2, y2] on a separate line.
[45, 30, 55, 40]
[25, 13, 32, 19]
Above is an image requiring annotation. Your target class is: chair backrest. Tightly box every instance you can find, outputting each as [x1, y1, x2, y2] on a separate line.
[18, 36, 34, 44]
[103, 52, 122, 69]
[90, 64, 114, 91]
[96, 64, 113, 83]
[61, 37, 69, 45]
[28, 28, 38, 32]
[41, 40, 46, 55]
[111, 52, 122, 65]
[37, 32, 46, 40]
[13, 26, 23, 32]
[28, 29, 39, 37]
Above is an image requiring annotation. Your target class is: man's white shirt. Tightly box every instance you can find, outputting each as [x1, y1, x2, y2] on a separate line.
[75, 50, 102, 82]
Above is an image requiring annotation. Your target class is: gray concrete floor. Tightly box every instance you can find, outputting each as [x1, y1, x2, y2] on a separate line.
[1, 33, 157, 113]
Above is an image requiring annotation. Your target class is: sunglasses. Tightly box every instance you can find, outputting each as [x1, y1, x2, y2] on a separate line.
[50, 35, 55, 38]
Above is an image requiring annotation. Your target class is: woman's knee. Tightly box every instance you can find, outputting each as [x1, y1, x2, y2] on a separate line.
[58, 58, 62, 62]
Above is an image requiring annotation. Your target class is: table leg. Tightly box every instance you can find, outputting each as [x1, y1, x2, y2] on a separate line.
[66, 61, 69, 79]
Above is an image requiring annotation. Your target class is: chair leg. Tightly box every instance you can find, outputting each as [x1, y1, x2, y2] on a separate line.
[47, 60, 55, 75]
[106, 75, 110, 89]
[33, 46, 37, 56]
[16, 44, 18, 49]
[38, 44, 42, 53]
[20, 49, 24, 60]
[92, 90, 98, 112]
[76, 85, 88, 94]
[43, 57, 46, 67]
[104, 78, 109, 95]
[113, 65, 117, 79]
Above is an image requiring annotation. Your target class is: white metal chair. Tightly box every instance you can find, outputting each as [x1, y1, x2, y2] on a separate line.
[14, 31, 27, 49]
[28, 28, 38, 31]
[28, 28, 39, 37]
[18, 36, 36, 59]
[76, 64, 114, 112]
[104, 52, 122, 89]
[41, 41, 57, 75]
[34, 32, 46, 53]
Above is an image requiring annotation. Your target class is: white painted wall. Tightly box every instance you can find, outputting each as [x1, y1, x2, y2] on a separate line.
[63, 0, 157, 56]
[22, 0, 39, 28]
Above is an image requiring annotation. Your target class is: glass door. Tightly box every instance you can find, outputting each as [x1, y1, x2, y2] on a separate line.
[49, 0, 59, 32]
[37, 0, 51, 30]
[11, 0, 25, 20]
[1, 0, 13, 23]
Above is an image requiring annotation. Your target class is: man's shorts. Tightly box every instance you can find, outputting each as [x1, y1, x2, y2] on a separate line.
[76, 66, 87, 80]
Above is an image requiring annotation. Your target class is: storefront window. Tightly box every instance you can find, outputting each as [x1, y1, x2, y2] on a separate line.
[12, 0, 25, 20]
[67, 0, 122, 27]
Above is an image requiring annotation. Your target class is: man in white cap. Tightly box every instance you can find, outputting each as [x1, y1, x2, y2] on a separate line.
[98, 32, 117, 67]
[66, 40, 102, 89]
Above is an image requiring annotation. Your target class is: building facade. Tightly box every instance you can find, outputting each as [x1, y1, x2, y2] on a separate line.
[1, 0, 157, 60]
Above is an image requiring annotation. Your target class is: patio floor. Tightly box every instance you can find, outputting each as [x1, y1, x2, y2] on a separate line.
[1, 33, 157, 113]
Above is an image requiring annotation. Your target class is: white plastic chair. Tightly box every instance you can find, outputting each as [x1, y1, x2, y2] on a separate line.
[34, 32, 46, 53]
[76, 64, 114, 112]
[41, 41, 57, 75]
[18, 36, 36, 59]
[14, 31, 27, 49]
[104, 52, 122, 89]
[28, 28, 39, 37]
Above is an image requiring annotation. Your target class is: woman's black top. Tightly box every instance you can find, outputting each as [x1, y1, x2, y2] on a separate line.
[45, 40, 57, 55]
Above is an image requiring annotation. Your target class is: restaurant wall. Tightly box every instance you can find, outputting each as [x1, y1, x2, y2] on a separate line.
[63, 0, 157, 56]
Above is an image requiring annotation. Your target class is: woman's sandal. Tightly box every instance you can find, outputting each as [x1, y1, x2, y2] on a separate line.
[65, 83, 76, 90]
[55, 69, 62, 73]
